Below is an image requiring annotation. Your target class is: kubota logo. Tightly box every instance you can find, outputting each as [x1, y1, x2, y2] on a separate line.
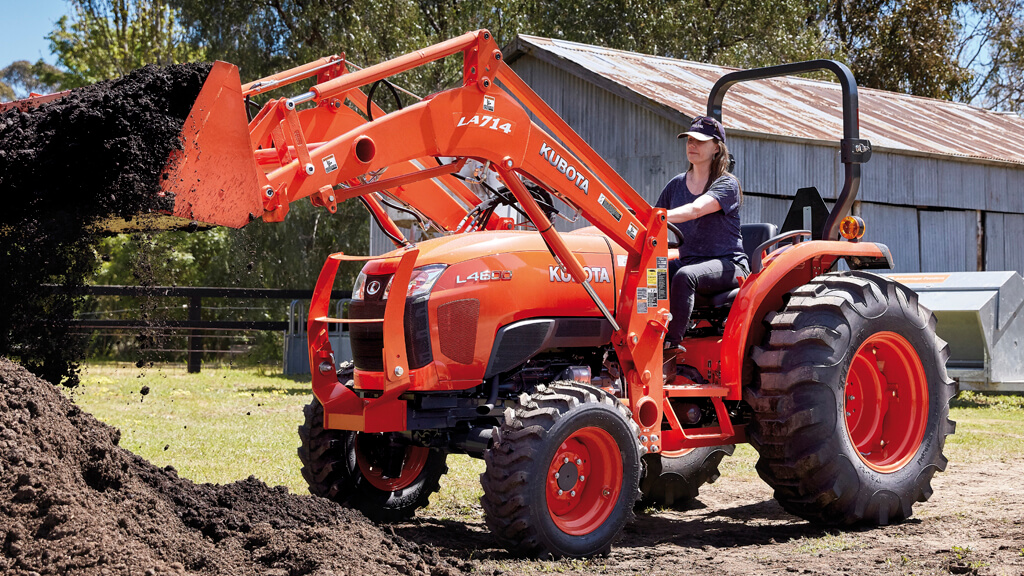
[366, 280, 381, 295]
[549, 266, 610, 283]
[539, 143, 589, 194]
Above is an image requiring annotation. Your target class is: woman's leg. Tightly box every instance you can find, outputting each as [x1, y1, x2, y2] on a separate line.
[666, 259, 743, 345]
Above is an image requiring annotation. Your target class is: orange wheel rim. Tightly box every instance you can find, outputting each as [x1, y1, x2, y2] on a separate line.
[546, 426, 623, 535]
[845, 331, 929, 473]
[355, 438, 430, 491]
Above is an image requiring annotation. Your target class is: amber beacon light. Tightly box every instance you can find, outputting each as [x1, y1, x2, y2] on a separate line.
[840, 215, 866, 240]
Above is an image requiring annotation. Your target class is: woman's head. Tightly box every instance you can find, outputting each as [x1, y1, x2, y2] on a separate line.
[680, 116, 727, 170]
[679, 116, 740, 198]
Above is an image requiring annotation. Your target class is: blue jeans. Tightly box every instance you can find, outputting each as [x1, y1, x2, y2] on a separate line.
[666, 258, 746, 344]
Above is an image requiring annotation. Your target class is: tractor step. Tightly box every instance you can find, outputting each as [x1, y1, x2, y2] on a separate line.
[663, 384, 729, 398]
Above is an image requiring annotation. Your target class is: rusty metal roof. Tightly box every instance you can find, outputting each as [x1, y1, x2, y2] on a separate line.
[509, 35, 1024, 166]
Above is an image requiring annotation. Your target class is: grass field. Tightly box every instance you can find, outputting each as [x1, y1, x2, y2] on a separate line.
[69, 363, 1024, 521]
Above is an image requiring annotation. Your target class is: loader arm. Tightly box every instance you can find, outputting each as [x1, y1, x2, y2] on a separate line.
[281, 30, 673, 448]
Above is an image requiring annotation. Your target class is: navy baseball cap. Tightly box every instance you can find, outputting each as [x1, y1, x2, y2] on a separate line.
[678, 115, 726, 143]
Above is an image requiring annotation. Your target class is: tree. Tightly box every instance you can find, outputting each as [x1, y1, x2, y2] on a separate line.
[528, 0, 832, 68]
[0, 60, 65, 101]
[821, 0, 1024, 111]
[824, 0, 973, 100]
[959, 0, 1024, 113]
[47, 0, 204, 88]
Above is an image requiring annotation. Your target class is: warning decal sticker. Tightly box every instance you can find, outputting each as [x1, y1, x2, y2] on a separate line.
[636, 288, 648, 314]
[656, 257, 668, 299]
[598, 193, 623, 222]
[322, 154, 339, 174]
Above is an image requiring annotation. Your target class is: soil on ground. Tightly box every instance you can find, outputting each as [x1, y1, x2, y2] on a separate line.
[396, 461, 1024, 576]
[2, 356, 1022, 575]
[0, 358, 461, 576]
[0, 63, 210, 385]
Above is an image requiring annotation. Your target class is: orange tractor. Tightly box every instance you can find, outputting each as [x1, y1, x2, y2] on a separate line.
[30, 30, 955, 558]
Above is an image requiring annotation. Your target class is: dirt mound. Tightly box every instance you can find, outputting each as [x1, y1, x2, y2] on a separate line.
[0, 358, 463, 576]
[0, 63, 210, 385]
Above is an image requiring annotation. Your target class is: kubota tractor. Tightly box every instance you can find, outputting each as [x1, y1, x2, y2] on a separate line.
[15, 30, 954, 559]
[285, 34, 953, 558]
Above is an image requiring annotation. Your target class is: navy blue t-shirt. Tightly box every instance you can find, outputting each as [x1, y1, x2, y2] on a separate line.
[655, 173, 748, 270]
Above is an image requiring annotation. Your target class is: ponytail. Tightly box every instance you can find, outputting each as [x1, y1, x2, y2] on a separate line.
[704, 141, 742, 205]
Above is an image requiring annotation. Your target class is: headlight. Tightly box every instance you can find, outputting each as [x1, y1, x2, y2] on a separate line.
[383, 264, 446, 300]
[351, 271, 367, 300]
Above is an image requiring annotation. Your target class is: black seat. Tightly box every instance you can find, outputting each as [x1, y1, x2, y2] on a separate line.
[691, 222, 778, 313]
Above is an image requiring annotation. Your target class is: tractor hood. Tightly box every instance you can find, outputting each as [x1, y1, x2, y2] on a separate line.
[360, 229, 619, 274]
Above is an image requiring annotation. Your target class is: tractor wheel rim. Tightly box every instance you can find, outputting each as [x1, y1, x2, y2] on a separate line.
[545, 426, 623, 535]
[356, 439, 429, 491]
[844, 331, 929, 473]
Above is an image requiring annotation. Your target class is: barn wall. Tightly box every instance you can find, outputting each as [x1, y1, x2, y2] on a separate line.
[375, 55, 1024, 276]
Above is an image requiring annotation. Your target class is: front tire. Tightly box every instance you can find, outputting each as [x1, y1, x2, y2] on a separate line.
[480, 382, 642, 558]
[298, 367, 447, 522]
[746, 271, 956, 525]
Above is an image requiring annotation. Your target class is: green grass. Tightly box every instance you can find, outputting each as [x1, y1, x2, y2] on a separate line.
[794, 532, 865, 554]
[68, 366, 1024, 520]
[72, 362, 312, 493]
[946, 390, 1024, 464]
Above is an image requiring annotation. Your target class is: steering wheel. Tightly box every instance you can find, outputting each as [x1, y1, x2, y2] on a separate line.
[667, 222, 684, 249]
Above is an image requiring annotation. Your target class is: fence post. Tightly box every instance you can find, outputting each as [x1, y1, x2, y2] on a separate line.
[187, 295, 202, 373]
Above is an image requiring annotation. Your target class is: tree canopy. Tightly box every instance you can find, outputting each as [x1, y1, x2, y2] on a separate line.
[0, 60, 64, 101]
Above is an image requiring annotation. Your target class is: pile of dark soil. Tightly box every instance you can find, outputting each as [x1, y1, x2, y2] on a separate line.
[0, 63, 211, 385]
[0, 358, 463, 576]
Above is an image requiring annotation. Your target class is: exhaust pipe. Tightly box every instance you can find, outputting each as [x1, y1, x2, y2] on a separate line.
[476, 376, 500, 415]
[452, 426, 494, 457]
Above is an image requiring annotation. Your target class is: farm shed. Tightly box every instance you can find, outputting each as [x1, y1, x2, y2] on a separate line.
[494, 35, 1024, 276]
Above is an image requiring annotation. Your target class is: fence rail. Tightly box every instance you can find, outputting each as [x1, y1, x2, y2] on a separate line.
[59, 285, 352, 373]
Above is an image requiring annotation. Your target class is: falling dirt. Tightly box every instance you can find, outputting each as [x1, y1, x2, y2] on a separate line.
[0, 358, 463, 576]
[0, 63, 211, 385]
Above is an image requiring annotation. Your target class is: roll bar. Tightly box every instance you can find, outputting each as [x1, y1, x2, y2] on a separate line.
[705, 60, 872, 241]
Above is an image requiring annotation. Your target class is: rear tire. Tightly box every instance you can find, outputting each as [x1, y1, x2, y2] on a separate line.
[639, 444, 735, 508]
[298, 363, 447, 522]
[746, 271, 956, 525]
[480, 382, 642, 558]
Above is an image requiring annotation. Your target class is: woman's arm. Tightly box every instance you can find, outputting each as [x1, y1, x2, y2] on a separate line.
[666, 193, 722, 223]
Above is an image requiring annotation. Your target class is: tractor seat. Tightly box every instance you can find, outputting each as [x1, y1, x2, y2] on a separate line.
[692, 222, 777, 313]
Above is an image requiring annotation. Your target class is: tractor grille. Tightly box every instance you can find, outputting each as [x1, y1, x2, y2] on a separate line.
[349, 277, 432, 372]
[437, 298, 480, 365]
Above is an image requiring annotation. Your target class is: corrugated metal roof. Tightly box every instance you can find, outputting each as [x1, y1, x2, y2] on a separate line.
[510, 35, 1024, 166]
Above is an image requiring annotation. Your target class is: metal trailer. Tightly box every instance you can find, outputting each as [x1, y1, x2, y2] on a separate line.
[887, 271, 1024, 393]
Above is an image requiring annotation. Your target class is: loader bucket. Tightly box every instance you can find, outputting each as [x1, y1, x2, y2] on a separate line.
[101, 61, 265, 232]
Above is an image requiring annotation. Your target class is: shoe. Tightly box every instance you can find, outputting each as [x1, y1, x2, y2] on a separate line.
[663, 343, 686, 358]
[662, 344, 685, 384]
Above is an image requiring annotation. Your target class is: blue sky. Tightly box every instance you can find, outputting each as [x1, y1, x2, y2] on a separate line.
[0, 0, 72, 66]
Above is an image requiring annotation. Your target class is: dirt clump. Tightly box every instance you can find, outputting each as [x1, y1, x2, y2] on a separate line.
[0, 358, 463, 576]
[0, 63, 211, 386]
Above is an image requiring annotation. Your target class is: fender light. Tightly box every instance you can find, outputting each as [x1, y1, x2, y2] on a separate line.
[840, 216, 866, 241]
[383, 264, 447, 299]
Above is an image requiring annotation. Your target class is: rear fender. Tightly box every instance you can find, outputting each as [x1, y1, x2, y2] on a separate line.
[720, 241, 892, 400]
